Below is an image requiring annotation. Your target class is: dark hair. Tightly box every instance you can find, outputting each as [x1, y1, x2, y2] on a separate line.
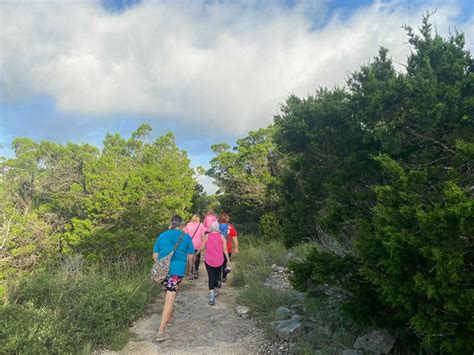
[219, 213, 230, 223]
[170, 215, 184, 229]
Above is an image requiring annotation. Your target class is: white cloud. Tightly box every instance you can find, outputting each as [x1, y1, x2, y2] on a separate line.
[196, 173, 218, 195]
[1, 0, 472, 136]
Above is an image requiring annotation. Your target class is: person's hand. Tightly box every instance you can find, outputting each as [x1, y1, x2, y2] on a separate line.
[233, 248, 239, 254]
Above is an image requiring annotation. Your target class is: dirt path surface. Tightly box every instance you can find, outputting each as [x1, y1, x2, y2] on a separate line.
[102, 271, 285, 355]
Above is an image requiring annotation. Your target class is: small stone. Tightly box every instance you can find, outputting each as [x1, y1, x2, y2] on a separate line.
[236, 305, 251, 317]
[354, 330, 396, 354]
[274, 266, 287, 273]
[272, 317, 304, 341]
[291, 314, 303, 322]
[275, 306, 293, 320]
[341, 350, 363, 355]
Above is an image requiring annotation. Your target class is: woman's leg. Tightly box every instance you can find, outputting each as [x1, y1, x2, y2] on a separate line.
[205, 262, 216, 290]
[205, 263, 220, 305]
[194, 250, 201, 276]
[158, 276, 182, 334]
[159, 291, 176, 334]
[222, 253, 232, 281]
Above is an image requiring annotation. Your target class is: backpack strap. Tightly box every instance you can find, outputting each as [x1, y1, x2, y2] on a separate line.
[171, 231, 185, 254]
[191, 223, 201, 240]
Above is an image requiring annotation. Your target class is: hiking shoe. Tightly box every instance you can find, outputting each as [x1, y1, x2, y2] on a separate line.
[222, 277, 227, 283]
[208, 296, 216, 306]
[154, 334, 170, 343]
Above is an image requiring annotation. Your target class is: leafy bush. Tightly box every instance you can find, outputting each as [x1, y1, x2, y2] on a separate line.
[357, 157, 474, 353]
[1, 257, 159, 353]
[0, 304, 68, 354]
[259, 212, 283, 241]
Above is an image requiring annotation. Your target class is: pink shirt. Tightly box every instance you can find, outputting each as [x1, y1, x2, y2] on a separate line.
[203, 213, 218, 232]
[183, 222, 205, 250]
[204, 232, 224, 267]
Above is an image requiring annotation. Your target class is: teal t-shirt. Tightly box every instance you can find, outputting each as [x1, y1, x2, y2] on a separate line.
[153, 229, 194, 276]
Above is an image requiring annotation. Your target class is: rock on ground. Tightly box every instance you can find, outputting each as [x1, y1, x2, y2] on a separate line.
[353, 330, 396, 354]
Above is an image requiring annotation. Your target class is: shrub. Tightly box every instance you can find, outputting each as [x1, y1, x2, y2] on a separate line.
[0, 304, 68, 354]
[356, 157, 474, 353]
[259, 212, 283, 241]
[2, 258, 159, 353]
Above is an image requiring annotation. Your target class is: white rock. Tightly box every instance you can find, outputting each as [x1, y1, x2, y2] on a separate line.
[236, 305, 251, 317]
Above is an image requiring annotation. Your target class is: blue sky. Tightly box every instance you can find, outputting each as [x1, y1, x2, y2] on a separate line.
[1, 0, 473, 192]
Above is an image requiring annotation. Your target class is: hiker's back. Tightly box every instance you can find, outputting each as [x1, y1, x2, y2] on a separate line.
[205, 232, 224, 267]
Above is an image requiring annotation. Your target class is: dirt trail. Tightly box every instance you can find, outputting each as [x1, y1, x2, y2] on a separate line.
[101, 268, 283, 355]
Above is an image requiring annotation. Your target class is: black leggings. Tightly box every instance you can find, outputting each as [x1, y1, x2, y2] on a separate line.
[205, 262, 221, 290]
[222, 253, 232, 279]
[194, 250, 201, 274]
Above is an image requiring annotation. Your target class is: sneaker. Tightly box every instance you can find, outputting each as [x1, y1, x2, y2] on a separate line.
[193, 273, 199, 279]
[214, 289, 219, 298]
[188, 276, 194, 281]
[208, 296, 216, 306]
[154, 334, 170, 343]
[222, 277, 227, 283]
[217, 281, 222, 288]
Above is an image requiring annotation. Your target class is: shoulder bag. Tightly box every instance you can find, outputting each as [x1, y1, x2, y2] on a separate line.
[150, 231, 185, 284]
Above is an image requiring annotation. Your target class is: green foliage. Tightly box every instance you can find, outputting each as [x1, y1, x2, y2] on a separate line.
[258, 212, 283, 241]
[1, 125, 196, 292]
[207, 127, 281, 224]
[1, 257, 158, 353]
[0, 303, 68, 354]
[274, 88, 377, 247]
[231, 235, 288, 288]
[357, 156, 473, 353]
[231, 236, 296, 326]
[271, 16, 473, 352]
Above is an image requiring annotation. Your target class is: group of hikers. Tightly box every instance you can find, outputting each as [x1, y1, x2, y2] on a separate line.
[152, 211, 239, 339]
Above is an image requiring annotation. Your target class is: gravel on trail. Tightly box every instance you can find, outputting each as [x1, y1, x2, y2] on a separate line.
[97, 270, 288, 355]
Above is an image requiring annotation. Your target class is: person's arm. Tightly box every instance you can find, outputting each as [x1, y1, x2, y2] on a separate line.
[186, 253, 194, 276]
[232, 237, 239, 254]
[196, 234, 208, 254]
[152, 237, 160, 262]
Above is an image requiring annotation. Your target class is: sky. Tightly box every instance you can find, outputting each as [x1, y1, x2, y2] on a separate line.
[1, 0, 473, 193]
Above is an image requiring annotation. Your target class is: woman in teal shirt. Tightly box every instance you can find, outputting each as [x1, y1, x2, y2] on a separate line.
[153, 215, 194, 338]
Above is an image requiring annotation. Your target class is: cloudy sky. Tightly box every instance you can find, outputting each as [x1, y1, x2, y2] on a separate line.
[1, 0, 473, 192]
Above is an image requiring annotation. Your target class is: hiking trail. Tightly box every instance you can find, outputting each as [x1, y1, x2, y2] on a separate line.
[98, 269, 286, 355]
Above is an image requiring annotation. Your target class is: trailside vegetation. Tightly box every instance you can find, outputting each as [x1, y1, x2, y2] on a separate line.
[0, 125, 198, 352]
[209, 18, 473, 353]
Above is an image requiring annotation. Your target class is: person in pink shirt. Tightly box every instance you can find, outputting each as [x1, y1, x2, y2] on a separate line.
[203, 210, 218, 233]
[196, 221, 231, 305]
[183, 214, 205, 280]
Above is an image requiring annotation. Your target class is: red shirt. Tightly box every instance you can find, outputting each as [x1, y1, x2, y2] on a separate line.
[226, 223, 238, 253]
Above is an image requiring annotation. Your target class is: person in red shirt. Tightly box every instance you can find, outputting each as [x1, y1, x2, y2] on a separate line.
[218, 213, 238, 283]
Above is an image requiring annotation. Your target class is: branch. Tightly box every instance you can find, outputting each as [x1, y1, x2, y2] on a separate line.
[405, 124, 456, 155]
[0, 214, 13, 250]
